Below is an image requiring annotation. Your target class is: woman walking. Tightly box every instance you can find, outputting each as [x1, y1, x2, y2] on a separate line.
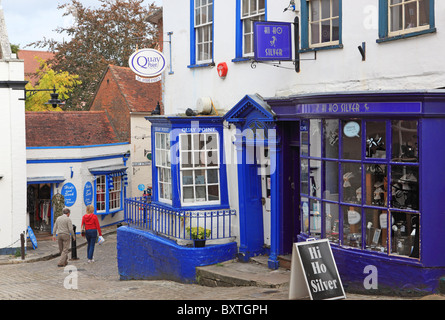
[81, 204, 102, 263]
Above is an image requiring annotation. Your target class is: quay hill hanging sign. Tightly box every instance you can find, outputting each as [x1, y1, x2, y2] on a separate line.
[289, 239, 346, 300]
[129, 48, 166, 82]
[254, 21, 292, 61]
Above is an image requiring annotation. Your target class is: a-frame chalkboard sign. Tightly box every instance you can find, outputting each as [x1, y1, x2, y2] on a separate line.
[289, 239, 346, 300]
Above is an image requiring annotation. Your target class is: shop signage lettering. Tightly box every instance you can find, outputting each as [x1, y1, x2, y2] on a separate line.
[289, 239, 345, 300]
[254, 21, 292, 61]
[61, 183, 77, 207]
[129, 48, 166, 78]
[299, 102, 422, 114]
[83, 181, 93, 206]
[181, 127, 216, 133]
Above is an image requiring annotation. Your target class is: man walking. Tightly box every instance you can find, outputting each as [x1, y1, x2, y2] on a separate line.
[52, 208, 75, 267]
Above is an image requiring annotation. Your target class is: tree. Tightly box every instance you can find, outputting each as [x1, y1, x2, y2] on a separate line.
[25, 59, 81, 112]
[30, 0, 159, 110]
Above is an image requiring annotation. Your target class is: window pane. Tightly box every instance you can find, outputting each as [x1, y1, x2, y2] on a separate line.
[390, 211, 419, 258]
[325, 203, 339, 243]
[419, 0, 429, 26]
[365, 209, 388, 253]
[342, 120, 362, 160]
[390, 5, 403, 32]
[311, 22, 320, 44]
[196, 186, 206, 201]
[391, 120, 418, 162]
[301, 197, 309, 233]
[391, 165, 419, 210]
[208, 185, 220, 201]
[301, 159, 309, 195]
[323, 161, 339, 201]
[310, 160, 322, 198]
[310, 199, 321, 236]
[181, 151, 193, 168]
[195, 169, 206, 185]
[242, 0, 249, 17]
[321, 19, 331, 43]
[323, 119, 339, 158]
[321, 0, 331, 19]
[343, 205, 362, 248]
[366, 121, 386, 159]
[311, 0, 320, 21]
[183, 171, 193, 185]
[332, 18, 340, 41]
[404, 2, 418, 29]
[332, 0, 339, 17]
[365, 164, 387, 207]
[310, 119, 322, 157]
[250, 0, 257, 15]
[342, 162, 362, 204]
[183, 187, 194, 203]
[207, 169, 219, 184]
[301, 120, 309, 156]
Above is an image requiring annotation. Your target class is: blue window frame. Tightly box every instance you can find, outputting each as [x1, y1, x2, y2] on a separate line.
[189, 0, 214, 68]
[300, 0, 343, 52]
[233, 0, 267, 62]
[90, 170, 127, 215]
[149, 117, 229, 210]
[377, 0, 435, 43]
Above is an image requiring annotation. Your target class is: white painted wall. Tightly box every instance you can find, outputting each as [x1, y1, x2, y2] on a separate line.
[129, 113, 152, 198]
[0, 2, 26, 251]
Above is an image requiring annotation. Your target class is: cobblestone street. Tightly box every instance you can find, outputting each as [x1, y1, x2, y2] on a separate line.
[0, 232, 290, 300]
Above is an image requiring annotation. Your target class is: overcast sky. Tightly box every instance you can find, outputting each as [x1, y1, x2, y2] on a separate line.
[2, 0, 162, 50]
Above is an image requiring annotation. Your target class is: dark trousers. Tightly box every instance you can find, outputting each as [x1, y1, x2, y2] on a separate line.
[85, 229, 97, 260]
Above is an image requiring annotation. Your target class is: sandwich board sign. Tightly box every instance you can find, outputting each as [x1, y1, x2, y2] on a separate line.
[289, 239, 346, 300]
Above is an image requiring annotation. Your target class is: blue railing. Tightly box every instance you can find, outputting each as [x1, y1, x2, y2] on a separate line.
[124, 197, 236, 243]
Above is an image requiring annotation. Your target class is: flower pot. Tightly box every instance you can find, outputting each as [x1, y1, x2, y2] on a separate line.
[194, 239, 206, 248]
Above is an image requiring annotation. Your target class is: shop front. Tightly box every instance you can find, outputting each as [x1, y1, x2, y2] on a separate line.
[267, 90, 445, 295]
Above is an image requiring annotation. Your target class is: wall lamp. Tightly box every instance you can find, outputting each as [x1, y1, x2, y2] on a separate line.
[16, 85, 64, 108]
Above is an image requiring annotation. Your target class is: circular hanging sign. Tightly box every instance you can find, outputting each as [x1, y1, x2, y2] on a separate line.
[84, 181, 93, 206]
[129, 49, 166, 78]
[61, 183, 77, 207]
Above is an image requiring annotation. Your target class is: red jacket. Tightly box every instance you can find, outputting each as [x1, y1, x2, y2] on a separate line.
[81, 213, 102, 236]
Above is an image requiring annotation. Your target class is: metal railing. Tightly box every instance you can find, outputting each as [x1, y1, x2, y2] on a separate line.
[124, 197, 236, 243]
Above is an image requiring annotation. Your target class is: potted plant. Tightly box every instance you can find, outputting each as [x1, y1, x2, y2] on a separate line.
[186, 227, 211, 247]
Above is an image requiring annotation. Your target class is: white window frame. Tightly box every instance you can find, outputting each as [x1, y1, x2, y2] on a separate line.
[109, 176, 122, 211]
[388, 0, 430, 37]
[308, 0, 340, 48]
[241, 0, 266, 56]
[195, 0, 214, 64]
[155, 132, 172, 204]
[96, 175, 106, 212]
[179, 132, 221, 206]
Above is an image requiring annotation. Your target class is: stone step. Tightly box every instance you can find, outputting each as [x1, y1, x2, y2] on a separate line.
[196, 257, 290, 288]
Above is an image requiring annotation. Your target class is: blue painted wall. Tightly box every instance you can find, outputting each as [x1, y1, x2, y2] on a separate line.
[117, 226, 237, 283]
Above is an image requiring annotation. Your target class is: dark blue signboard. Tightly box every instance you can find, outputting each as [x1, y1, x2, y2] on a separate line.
[254, 21, 292, 61]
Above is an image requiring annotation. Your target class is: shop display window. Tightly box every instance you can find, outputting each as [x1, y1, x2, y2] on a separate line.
[300, 118, 420, 259]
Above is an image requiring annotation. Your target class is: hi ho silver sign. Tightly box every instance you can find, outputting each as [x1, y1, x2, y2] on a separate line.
[129, 48, 166, 79]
